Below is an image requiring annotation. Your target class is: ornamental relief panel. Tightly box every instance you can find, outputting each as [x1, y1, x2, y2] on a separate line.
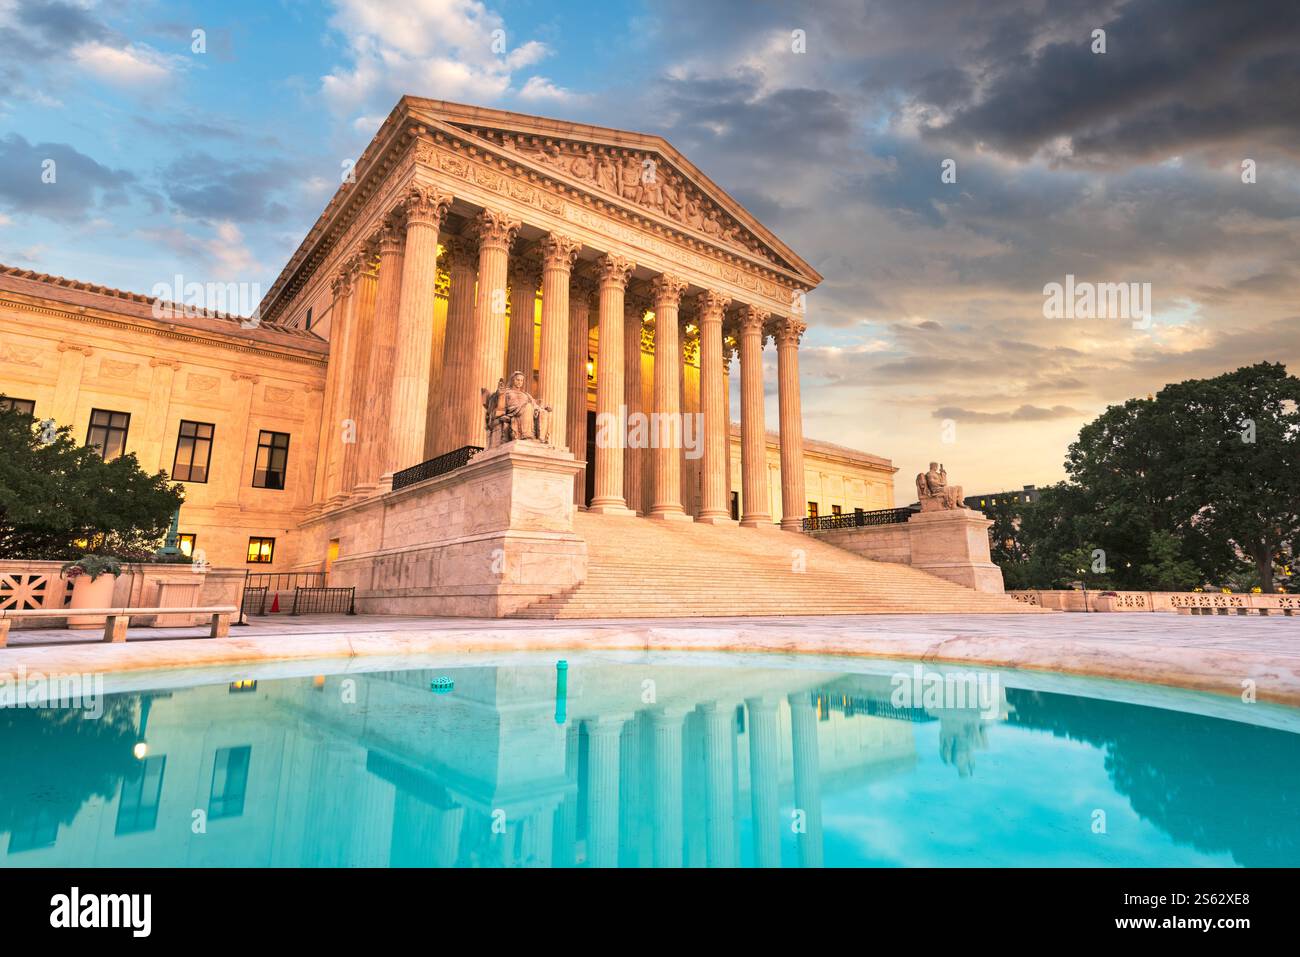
[0, 342, 42, 367]
[98, 358, 139, 382]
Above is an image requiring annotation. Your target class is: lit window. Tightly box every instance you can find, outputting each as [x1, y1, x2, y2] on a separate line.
[247, 537, 275, 563]
[178, 534, 196, 558]
[87, 408, 130, 461]
[172, 420, 215, 483]
[831, 505, 842, 516]
[0, 396, 35, 415]
[807, 502, 819, 519]
[252, 431, 290, 489]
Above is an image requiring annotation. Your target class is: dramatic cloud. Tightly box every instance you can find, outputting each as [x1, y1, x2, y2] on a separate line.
[0, 134, 134, 221]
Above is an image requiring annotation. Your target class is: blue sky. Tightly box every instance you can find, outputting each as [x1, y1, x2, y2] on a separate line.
[2, 0, 1297, 497]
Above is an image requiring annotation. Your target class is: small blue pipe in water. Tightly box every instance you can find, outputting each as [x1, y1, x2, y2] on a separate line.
[554, 660, 568, 725]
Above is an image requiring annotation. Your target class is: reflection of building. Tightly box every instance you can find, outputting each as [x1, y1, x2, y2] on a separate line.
[0, 666, 919, 868]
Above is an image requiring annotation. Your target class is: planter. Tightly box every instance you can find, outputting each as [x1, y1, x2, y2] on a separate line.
[66, 573, 117, 629]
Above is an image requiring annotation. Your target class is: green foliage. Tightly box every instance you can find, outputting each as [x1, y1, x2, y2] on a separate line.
[60, 554, 125, 582]
[1004, 363, 1299, 592]
[0, 402, 184, 560]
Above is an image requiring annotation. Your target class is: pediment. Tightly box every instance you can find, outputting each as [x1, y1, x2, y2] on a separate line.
[405, 98, 821, 286]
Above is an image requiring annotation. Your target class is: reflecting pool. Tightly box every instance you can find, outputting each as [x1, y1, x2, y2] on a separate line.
[2, 655, 1297, 867]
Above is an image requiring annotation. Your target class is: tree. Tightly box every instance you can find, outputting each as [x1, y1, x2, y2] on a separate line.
[0, 403, 183, 560]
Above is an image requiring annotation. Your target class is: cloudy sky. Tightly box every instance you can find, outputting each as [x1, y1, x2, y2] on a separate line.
[1, 0, 1297, 501]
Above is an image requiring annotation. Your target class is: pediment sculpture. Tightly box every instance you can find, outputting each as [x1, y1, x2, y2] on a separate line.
[916, 461, 965, 511]
[482, 371, 552, 448]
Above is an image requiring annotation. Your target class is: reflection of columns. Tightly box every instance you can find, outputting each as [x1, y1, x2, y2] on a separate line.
[746, 697, 782, 867]
[623, 294, 647, 515]
[538, 234, 580, 451]
[695, 292, 731, 523]
[434, 237, 478, 456]
[567, 278, 595, 504]
[356, 218, 404, 492]
[775, 317, 808, 531]
[618, 717, 642, 867]
[386, 186, 451, 481]
[584, 715, 628, 868]
[349, 770, 397, 866]
[341, 246, 378, 495]
[649, 275, 689, 520]
[700, 702, 737, 867]
[506, 254, 540, 389]
[787, 692, 824, 867]
[466, 209, 520, 448]
[520, 806, 555, 868]
[553, 723, 580, 867]
[589, 254, 636, 514]
[738, 306, 772, 527]
[649, 708, 688, 867]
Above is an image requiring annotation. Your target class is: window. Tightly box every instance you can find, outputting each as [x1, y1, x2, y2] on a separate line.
[116, 756, 166, 835]
[7, 806, 59, 853]
[247, 537, 275, 563]
[831, 505, 842, 516]
[87, 408, 130, 461]
[178, 534, 196, 558]
[252, 430, 290, 489]
[172, 420, 214, 482]
[209, 746, 251, 820]
[304, 307, 313, 331]
[0, 396, 35, 415]
[729, 491, 740, 521]
[807, 501, 819, 519]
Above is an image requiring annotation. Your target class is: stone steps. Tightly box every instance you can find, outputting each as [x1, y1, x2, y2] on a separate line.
[506, 512, 1041, 618]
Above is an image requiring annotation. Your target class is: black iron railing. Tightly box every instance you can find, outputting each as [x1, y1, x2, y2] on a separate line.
[392, 445, 483, 491]
[241, 586, 269, 617]
[245, 571, 326, 591]
[802, 506, 917, 532]
[290, 586, 356, 615]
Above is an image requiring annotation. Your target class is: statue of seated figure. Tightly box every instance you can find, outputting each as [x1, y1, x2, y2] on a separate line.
[915, 461, 965, 511]
[482, 371, 552, 448]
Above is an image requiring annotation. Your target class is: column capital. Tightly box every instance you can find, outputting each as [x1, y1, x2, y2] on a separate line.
[331, 267, 354, 299]
[375, 216, 405, 255]
[571, 272, 599, 303]
[441, 234, 477, 272]
[539, 233, 582, 271]
[625, 292, 650, 322]
[471, 208, 521, 252]
[400, 184, 453, 228]
[509, 249, 543, 290]
[650, 273, 688, 309]
[773, 316, 807, 345]
[738, 304, 771, 333]
[595, 253, 636, 289]
[695, 290, 731, 322]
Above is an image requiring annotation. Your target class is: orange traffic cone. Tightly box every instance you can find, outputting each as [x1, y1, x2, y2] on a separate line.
[269, 593, 280, 613]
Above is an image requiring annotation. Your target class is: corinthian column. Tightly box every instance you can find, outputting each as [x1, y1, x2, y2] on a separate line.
[466, 209, 520, 448]
[695, 291, 731, 524]
[567, 277, 595, 504]
[385, 186, 451, 482]
[506, 253, 541, 389]
[589, 254, 636, 515]
[647, 274, 690, 520]
[341, 244, 378, 496]
[434, 236, 478, 455]
[584, 715, 628, 868]
[775, 315, 808, 531]
[623, 293, 648, 515]
[538, 234, 581, 450]
[356, 216, 405, 494]
[322, 254, 362, 502]
[738, 305, 772, 527]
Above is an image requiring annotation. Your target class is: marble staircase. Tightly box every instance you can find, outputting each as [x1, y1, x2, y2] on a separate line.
[507, 511, 1043, 618]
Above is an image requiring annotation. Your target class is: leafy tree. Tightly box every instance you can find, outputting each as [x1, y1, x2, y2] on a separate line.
[0, 402, 183, 560]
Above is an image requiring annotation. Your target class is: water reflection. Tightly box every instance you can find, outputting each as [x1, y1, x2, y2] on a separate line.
[1, 663, 1297, 867]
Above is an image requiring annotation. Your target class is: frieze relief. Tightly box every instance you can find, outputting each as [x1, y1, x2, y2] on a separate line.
[99, 359, 139, 381]
[0, 342, 41, 367]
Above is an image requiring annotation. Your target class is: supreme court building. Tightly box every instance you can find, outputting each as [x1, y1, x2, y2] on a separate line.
[1, 98, 1023, 617]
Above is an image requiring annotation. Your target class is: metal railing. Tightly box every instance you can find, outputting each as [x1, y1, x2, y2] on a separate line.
[392, 445, 483, 491]
[290, 586, 356, 615]
[802, 506, 917, 532]
[241, 586, 269, 617]
[245, 571, 326, 591]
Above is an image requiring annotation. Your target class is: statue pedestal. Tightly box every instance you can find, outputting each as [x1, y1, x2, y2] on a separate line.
[907, 508, 1005, 593]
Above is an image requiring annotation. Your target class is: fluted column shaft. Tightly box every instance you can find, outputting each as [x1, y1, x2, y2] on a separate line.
[567, 280, 594, 505]
[422, 274, 449, 462]
[435, 238, 478, 456]
[648, 275, 689, 519]
[538, 235, 580, 450]
[506, 256, 540, 388]
[776, 317, 808, 531]
[589, 254, 635, 514]
[464, 210, 520, 448]
[649, 708, 688, 867]
[321, 258, 359, 502]
[695, 292, 731, 523]
[700, 702, 737, 867]
[584, 716, 628, 868]
[357, 220, 404, 492]
[738, 306, 772, 526]
[623, 296, 646, 514]
[787, 691, 824, 868]
[746, 697, 781, 867]
[386, 187, 450, 480]
[341, 257, 378, 495]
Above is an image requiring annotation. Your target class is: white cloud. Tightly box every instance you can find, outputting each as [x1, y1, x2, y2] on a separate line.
[518, 75, 584, 104]
[71, 41, 179, 88]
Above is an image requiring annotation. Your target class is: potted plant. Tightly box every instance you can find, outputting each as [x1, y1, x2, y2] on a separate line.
[61, 555, 123, 629]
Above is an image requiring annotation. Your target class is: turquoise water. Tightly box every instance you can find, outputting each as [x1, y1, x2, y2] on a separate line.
[2, 656, 1297, 867]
